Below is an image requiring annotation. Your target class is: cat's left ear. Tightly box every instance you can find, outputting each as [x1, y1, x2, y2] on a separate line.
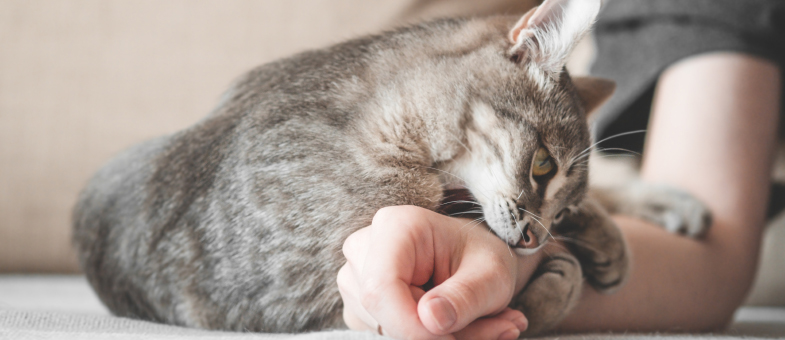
[508, 0, 601, 75]
[572, 76, 615, 118]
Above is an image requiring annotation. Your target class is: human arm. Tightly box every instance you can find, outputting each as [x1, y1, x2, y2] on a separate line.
[558, 52, 781, 332]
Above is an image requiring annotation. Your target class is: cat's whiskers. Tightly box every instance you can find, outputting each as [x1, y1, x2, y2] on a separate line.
[583, 152, 638, 162]
[594, 147, 642, 156]
[518, 208, 558, 248]
[572, 130, 647, 164]
[448, 210, 484, 217]
[576, 129, 647, 158]
[444, 133, 529, 230]
[598, 153, 637, 159]
[518, 207, 542, 220]
[516, 188, 527, 202]
[505, 210, 526, 256]
[570, 147, 641, 172]
[521, 210, 559, 246]
[438, 200, 483, 207]
[571, 146, 640, 164]
[459, 216, 487, 231]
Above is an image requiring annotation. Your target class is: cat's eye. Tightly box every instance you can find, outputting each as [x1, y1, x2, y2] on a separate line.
[532, 147, 554, 177]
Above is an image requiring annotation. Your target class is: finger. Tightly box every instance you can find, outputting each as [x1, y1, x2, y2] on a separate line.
[495, 308, 528, 332]
[454, 314, 521, 340]
[454, 308, 526, 340]
[361, 206, 452, 340]
[418, 235, 517, 334]
[337, 265, 378, 330]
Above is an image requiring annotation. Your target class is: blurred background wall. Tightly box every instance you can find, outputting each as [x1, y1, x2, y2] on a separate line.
[0, 0, 537, 273]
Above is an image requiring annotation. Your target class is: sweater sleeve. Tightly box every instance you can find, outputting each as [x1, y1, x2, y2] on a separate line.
[589, 0, 785, 151]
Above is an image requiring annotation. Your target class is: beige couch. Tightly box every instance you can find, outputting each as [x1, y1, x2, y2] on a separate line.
[1, 0, 784, 338]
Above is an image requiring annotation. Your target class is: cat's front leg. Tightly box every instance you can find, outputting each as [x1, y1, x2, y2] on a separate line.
[552, 197, 630, 293]
[510, 252, 583, 337]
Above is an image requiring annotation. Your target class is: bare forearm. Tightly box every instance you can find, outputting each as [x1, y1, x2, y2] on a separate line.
[559, 53, 780, 332]
[558, 215, 761, 332]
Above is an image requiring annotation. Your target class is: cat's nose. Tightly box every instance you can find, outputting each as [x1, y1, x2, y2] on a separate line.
[516, 222, 539, 248]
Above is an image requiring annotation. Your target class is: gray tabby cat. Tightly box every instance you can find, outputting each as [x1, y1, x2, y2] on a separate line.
[73, 0, 710, 336]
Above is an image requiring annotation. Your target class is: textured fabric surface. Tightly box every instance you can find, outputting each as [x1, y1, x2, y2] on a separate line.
[3, 308, 785, 340]
[0, 310, 381, 340]
[2, 275, 785, 340]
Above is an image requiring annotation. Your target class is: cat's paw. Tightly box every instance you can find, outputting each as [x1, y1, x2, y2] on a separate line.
[578, 242, 628, 294]
[511, 253, 582, 337]
[630, 183, 712, 238]
[553, 198, 629, 294]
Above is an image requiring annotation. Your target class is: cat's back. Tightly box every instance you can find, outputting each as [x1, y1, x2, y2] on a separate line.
[72, 15, 518, 331]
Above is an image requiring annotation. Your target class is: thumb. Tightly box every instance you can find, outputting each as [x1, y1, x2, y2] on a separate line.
[417, 252, 517, 334]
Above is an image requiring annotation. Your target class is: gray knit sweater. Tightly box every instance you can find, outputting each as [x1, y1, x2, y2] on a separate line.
[590, 0, 785, 152]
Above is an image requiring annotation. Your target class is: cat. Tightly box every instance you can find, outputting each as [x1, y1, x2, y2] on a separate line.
[73, 0, 710, 336]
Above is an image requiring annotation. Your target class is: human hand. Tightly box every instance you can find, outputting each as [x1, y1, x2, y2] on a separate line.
[338, 205, 542, 339]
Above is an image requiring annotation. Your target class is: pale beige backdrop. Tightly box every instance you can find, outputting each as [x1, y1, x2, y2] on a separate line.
[0, 0, 538, 273]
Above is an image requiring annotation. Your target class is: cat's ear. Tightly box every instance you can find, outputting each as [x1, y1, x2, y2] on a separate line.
[508, 0, 601, 75]
[572, 76, 615, 118]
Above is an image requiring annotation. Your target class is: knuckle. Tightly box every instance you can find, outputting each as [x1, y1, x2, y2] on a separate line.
[372, 205, 429, 230]
[342, 233, 358, 259]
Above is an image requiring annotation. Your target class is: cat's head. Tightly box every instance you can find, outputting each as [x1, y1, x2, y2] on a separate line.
[444, 0, 614, 251]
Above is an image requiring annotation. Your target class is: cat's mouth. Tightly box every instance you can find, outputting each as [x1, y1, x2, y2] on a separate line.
[438, 188, 539, 249]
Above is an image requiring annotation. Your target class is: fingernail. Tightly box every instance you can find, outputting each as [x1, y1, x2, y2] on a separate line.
[512, 315, 528, 332]
[426, 297, 457, 331]
[498, 328, 520, 340]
